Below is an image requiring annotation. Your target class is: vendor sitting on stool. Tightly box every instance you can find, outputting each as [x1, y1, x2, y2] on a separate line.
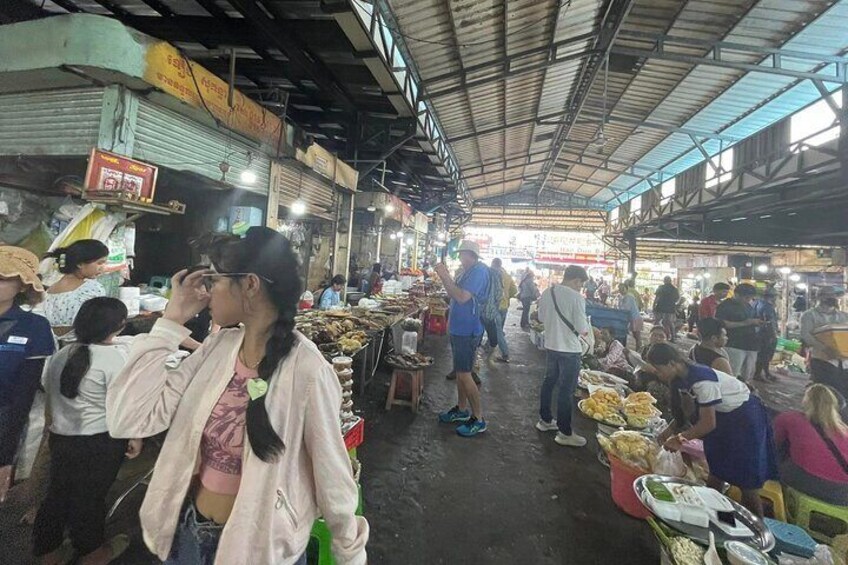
[319, 275, 346, 310]
[645, 343, 778, 517]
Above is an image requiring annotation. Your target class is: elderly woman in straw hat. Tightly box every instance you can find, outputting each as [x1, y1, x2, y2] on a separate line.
[0, 246, 55, 503]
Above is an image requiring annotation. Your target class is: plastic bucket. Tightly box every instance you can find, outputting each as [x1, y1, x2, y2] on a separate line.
[608, 454, 651, 519]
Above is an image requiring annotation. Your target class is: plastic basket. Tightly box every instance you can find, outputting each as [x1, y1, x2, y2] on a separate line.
[764, 518, 817, 558]
[344, 417, 365, 451]
[608, 454, 651, 519]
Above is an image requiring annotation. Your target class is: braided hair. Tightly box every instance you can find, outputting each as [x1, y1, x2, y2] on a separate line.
[210, 227, 302, 462]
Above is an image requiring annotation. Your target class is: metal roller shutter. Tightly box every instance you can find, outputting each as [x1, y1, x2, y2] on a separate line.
[271, 160, 336, 221]
[133, 98, 270, 195]
[0, 87, 104, 156]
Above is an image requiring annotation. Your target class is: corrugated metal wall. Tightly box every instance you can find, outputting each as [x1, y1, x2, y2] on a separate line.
[133, 98, 270, 196]
[0, 88, 104, 156]
[271, 160, 337, 221]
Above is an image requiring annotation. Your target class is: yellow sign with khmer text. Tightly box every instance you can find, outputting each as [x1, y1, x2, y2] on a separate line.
[143, 42, 284, 153]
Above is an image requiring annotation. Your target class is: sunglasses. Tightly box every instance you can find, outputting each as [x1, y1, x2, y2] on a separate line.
[199, 273, 274, 292]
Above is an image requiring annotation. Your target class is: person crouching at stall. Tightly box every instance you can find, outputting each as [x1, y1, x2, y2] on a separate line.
[645, 343, 778, 517]
[33, 297, 141, 565]
[106, 227, 367, 565]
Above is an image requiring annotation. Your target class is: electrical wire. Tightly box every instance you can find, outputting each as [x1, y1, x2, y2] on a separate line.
[354, 0, 572, 49]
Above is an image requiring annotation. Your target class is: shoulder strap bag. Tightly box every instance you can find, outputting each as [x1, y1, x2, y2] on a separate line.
[550, 287, 591, 355]
[811, 422, 848, 474]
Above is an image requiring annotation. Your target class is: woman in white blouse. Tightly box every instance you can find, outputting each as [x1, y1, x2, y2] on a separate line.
[42, 240, 109, 333]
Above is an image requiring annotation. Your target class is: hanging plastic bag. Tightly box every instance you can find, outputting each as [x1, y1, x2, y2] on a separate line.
[654, 449, 688, 478]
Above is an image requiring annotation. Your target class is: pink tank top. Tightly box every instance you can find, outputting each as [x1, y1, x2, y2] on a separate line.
[198, 358, 258, 495]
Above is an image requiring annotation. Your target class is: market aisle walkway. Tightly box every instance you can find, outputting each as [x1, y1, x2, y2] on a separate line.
[359, 306, 659, 564]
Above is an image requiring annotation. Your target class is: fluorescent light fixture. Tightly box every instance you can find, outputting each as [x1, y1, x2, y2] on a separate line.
[385, 203, 395, 213]
[778, 267, 792, 275]
[789, 274, 801, 282]
[756, 264, 769, 274]
[703, 272, 711, 279]
[366, 205, 377, 212]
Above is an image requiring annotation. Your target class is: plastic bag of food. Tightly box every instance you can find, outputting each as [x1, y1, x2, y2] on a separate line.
[655, 449, 688, 478]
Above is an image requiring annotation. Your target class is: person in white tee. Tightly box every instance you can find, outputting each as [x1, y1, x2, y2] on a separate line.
[535, 266, 595, 447]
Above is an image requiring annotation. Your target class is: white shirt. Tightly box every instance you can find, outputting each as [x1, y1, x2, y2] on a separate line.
[42, 338, 132, 435]
[683, 365, 750, 413]
[538, 284, 595, 353]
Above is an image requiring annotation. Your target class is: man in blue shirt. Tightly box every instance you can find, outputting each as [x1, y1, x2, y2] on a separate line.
[434, 241, 490, 437]
[318, 275, 346, 310]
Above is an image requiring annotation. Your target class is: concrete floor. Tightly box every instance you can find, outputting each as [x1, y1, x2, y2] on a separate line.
[0, 307, 806, 564]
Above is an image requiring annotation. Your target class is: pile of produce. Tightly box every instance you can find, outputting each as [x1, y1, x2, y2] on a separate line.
[622, 392, 662, 429]
[597, 430, 659, 473]
[579, 388, 627, 426]
[579, 388, 661, 429]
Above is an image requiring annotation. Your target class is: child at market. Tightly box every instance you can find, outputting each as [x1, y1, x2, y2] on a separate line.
[33, 297, 142, 565]
[646, 343, 778, 517]
[594, 327, 634, 380]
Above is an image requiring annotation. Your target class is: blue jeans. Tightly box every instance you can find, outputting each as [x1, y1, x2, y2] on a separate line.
[165, 501, 306, 565]
[539, 351, 582, 435]
[494, 309, 509, 358]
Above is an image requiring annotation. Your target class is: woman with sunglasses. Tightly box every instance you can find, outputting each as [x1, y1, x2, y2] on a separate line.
[107, 228, 367, 565]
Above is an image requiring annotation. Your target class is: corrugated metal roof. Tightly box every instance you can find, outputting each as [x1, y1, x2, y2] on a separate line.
[386, 0, 847, 209]
[593, 0, 847, 204]
[388, 0, 605, 201]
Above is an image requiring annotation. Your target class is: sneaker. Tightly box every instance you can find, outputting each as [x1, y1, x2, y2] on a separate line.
[456, 417, 487, 437]
[535, 419, 558, 432]
[554, 432, 587, 447]
[438, 406, 471, 423]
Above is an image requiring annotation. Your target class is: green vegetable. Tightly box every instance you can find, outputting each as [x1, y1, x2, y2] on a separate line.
[647, 480, 675, 502]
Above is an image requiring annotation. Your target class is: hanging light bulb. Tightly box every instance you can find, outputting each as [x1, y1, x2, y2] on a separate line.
[778, 267, 792, 276]
[789, 273, 801, 282]
[389, 233, 397, 240]
[240, 169, 257, 184]
[406, 237, 414, 245]
[756, 264, 769, 274]
[396, 230, 404, 238]
[291, 200, 307, 215]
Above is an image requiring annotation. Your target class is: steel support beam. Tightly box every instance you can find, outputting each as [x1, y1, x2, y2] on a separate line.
[566, 113, 740, 142]
[226, 0, 358, 112]
[611, 31, 848, 85]
[427, 46, 597, 100]
[535, 0, 635, 196]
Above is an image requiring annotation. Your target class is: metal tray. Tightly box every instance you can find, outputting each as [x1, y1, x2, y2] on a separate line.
[633, 474, 775, 552]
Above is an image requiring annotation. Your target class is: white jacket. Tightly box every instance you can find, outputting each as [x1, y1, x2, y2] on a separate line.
[106, 318, 368, 564]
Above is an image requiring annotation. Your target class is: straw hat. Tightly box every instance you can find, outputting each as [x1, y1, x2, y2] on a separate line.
[0, 246, 45, 292]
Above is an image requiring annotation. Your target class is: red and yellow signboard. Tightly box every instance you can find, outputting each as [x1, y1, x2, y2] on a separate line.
[143, 42, 285, 153]
[84, 149, 158, 202]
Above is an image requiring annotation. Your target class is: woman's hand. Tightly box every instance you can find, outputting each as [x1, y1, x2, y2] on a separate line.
[163, 269, 211, 325]
[663, 434, 686, 453]
[0, 465, 12, 503]
[125, 439, 143, 460]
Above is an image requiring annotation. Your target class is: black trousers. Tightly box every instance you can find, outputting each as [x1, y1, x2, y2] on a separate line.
[756, 331, 778, 376]
[33, 432, 126, 556]
[520, 298, 533, 328]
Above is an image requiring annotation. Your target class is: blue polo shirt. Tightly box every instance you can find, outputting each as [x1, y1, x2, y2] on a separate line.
[449, 262, 489, 337]
[0, 306, 55, 401]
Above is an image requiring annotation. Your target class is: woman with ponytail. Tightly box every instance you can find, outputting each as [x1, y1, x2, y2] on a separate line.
[107, 227, 367, 565]
[42, 239, 109, 331]
[34, 297, 141, 564]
